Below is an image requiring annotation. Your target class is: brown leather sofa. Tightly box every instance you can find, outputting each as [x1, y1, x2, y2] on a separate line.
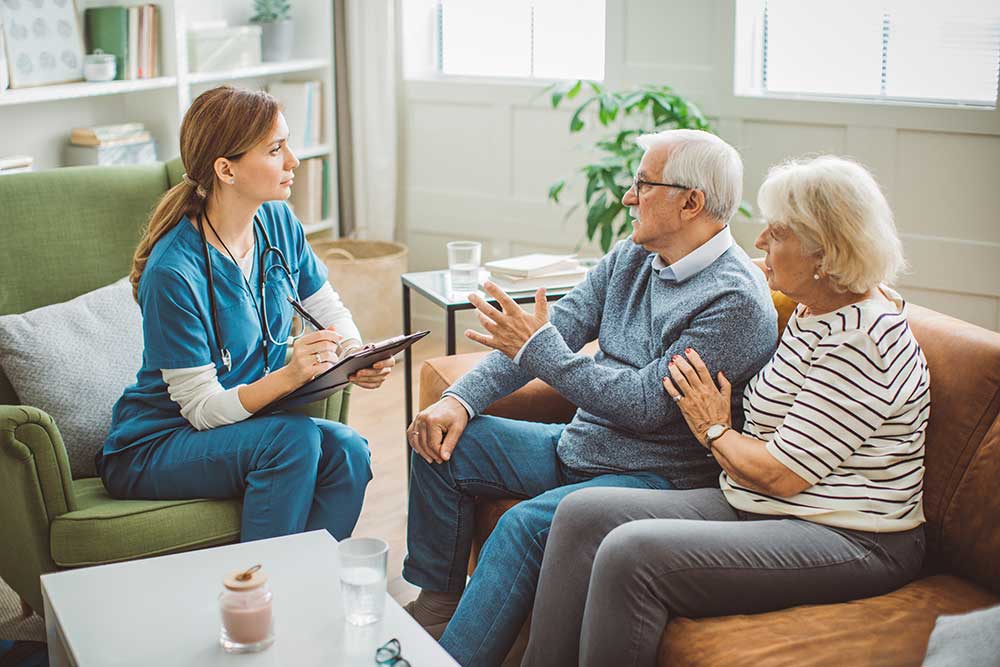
[417, 283, 1000, 666]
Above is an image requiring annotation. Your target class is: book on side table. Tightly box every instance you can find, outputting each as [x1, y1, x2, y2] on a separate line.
[484, 269, 587, 293]
[481, 253, 588, 293]
[483, 253, 578, 278]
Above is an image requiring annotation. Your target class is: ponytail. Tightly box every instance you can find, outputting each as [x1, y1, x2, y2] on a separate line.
[129, 177, 205, 301]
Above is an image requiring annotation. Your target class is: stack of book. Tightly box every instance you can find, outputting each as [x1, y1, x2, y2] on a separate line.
[288, 157, 330, 228]
[66, 123, 157, 166]
[268, 81, 323, 153]
[0, 155, 33, 176]
[482, 254, 588, 293]
[84, 4, 160, 81]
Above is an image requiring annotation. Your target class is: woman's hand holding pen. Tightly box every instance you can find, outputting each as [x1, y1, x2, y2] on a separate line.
[285, 326, 344, 384]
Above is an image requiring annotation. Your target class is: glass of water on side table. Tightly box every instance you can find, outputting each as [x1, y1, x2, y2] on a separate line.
[338, 537, 389, 626]
[447, 241, 482, 294]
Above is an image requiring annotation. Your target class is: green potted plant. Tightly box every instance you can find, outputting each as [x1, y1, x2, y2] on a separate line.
[547, 80, 751, 253]
[251, 0, 293, 62]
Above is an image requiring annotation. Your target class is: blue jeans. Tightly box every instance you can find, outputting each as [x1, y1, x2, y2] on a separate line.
[403, 415, 672, 667]
[99, 414, 372, 541]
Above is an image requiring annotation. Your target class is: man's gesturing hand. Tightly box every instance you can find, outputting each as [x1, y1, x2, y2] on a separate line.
[464, 283, 549, 359]
[407, 396, 470, 464]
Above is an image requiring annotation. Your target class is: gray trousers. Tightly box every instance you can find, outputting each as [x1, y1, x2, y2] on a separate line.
[522, 487, 925, 667]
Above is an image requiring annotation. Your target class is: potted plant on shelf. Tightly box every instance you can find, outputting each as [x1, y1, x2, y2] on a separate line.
[251, 0, 293, 63]
[547, 81, 751, 253]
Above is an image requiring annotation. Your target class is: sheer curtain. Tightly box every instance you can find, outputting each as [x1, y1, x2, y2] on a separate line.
[335, 0, 401, 241]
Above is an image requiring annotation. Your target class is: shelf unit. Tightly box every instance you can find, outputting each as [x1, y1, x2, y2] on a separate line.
[0, 76, 177, 107]
[0, 0, 339, 238]
[185, 58, 330, 85]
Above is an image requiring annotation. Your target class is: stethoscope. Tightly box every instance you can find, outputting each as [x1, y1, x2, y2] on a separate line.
[197, 212, 297, 375]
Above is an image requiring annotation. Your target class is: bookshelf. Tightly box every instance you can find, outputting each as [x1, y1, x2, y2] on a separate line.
[184, 57, 329, 85]
[0, 76, 178, 107]
[0, 0, 340, 238]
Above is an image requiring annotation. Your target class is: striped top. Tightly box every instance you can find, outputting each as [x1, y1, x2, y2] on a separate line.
[721, 286, 930, 532]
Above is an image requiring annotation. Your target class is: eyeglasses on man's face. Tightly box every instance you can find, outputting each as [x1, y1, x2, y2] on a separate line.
[376, 638, 411, 666]
[631, 174, 693, 196]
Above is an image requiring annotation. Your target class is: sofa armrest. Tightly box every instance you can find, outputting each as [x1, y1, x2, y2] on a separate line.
[0, 404, 75, 614]
[418, 345, 600, 423]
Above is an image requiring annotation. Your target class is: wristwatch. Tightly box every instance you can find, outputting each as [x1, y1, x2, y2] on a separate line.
[705, 424, 731, 449]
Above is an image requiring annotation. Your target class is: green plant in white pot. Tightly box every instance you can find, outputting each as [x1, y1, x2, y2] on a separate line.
[251, 0, 293, 62]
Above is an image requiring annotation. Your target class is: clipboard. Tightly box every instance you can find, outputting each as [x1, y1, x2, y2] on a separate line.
[260, 330, 430, 413]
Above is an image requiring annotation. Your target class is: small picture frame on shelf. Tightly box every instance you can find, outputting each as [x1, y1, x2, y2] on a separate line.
[0, 0, 85, 89]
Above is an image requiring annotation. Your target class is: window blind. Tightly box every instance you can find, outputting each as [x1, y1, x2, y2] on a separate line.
[754, 0, 1000, 106]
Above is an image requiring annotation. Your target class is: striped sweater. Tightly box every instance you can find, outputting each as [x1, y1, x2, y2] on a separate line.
[721, 286, 930, 532]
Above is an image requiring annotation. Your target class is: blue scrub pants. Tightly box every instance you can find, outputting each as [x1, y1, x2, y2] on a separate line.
[402, 415, 672, 667]
[100, 414, 372, 541]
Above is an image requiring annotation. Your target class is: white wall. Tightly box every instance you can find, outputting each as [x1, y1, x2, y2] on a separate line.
[400, 0, 1000, 335]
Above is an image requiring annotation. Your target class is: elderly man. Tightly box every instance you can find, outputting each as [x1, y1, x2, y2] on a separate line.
[403, 129, 778, 667]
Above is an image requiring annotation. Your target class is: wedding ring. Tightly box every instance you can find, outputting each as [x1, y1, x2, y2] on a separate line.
[671, 393, 683, 403]
[315, 352, 322, 364]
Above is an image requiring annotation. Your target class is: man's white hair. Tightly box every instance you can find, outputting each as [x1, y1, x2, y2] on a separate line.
[757, 155, 906, 294]
[635, 129, 743, 222]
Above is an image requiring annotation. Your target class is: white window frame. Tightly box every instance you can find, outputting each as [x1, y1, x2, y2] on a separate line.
[710, 0, 1000, 136]
[732, 0, 1000, 111]
[403, 0, 607, 86]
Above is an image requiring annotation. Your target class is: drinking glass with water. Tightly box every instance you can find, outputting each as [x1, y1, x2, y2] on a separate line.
[447, 241, 482, 294]
[338, 537, 389, 626]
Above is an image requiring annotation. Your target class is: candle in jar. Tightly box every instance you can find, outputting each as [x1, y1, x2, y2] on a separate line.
[219, 564, 275, 652]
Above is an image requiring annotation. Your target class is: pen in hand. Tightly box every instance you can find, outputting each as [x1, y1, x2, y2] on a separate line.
[286, 296, 347, 356]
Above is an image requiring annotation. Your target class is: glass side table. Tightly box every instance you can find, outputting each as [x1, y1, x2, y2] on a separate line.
[400, 269, 575, 430]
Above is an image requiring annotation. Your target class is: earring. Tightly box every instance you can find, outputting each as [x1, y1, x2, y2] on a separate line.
[813, 272, 820, 280]
[229, 179, 235, 184]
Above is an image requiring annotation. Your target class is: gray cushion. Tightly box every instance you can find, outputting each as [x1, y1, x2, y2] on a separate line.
[921, 604, 1000, 667]
[0, 277, 143, 479]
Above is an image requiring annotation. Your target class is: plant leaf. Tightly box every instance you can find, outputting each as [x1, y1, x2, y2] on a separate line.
[738, 201, 753, 218]
[585, 171, 600, 205]
[597, 201, 624, 252]
[586, 192, 608, 240]
[562, 202, 581, 222]
[600, 219, 614, 252]
[615, 128, 642, 146]
[600, 170, 624, 201]
[548, 179, 566, 203]
[566, 80, 583, 100]
[569, 98, 595, 133]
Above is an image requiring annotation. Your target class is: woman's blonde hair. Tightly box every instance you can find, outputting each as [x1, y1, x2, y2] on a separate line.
[129, 85, 280, 300]
[757, 155, 906, 294]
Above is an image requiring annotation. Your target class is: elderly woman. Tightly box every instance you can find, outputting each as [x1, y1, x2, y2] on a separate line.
[521, 155, 931, 667]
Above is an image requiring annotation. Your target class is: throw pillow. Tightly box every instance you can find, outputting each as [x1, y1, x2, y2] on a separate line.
[0, 277, 143, 479]
[921, 603, 1000, 667]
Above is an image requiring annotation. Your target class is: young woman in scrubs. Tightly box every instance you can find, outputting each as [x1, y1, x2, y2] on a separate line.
[97, 86, 391, 541]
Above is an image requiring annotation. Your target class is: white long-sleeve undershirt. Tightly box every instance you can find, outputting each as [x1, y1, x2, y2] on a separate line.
[162, 248, 361, 431]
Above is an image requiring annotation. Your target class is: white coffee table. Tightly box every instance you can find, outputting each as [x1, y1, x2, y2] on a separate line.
[41, 530, 459, 666]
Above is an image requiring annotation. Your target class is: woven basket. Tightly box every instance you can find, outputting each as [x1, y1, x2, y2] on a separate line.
[309, 239, 409, 342]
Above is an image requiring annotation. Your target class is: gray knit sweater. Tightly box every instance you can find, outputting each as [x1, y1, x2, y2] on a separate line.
[449, 239, 778, 489]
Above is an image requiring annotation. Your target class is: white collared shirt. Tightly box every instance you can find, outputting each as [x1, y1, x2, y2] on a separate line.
[651, 225, 733, 282]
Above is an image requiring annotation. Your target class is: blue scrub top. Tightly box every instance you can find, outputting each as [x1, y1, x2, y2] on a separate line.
[102, 201, 328, 457]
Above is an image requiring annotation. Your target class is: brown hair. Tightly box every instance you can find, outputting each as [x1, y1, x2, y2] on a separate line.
[129, 85, 280, 300]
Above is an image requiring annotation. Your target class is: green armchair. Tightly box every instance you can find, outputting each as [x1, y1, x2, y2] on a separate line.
[0, 159, 349, 616]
